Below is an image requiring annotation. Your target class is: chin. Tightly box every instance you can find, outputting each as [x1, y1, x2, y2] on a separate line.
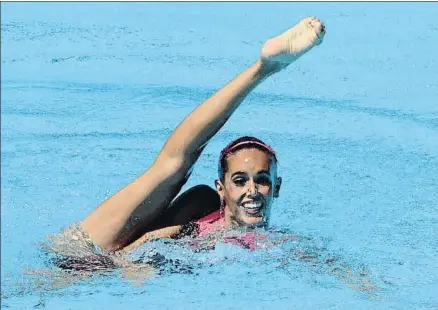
[238, 214, 268, 228]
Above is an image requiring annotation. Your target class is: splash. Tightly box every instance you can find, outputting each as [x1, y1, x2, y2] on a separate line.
[9, 223, 386, 299]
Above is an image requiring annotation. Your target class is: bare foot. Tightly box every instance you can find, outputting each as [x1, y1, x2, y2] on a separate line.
[261, 17, 326, 70]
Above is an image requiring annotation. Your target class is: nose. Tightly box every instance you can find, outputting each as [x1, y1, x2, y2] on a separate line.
[247, 180, 258, 195]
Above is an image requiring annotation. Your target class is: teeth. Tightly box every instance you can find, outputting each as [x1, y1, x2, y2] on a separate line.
[243, 201, 262, 209]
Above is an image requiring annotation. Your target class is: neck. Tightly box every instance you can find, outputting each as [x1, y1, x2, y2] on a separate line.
[223, 206, 241, 228]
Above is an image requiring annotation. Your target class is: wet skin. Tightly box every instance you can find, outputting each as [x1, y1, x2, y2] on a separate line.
[215, 148, 282, 228]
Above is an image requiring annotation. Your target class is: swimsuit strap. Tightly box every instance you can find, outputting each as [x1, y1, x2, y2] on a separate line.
[195, 210, 223, 237]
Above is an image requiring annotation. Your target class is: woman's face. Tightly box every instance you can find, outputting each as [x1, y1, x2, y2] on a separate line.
[216, 148, 281, 228]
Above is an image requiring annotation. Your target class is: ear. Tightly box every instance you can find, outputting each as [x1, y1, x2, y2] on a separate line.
[215, 179, 225, 201]
[273, 177, 282, 198]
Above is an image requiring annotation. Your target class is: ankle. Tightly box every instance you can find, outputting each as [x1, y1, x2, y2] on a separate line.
[258, 58, 285, 75]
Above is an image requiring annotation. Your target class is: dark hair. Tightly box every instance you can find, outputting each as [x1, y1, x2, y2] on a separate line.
[218, 136, 278, 181]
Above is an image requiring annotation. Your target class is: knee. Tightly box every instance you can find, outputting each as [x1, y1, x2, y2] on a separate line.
[185, 184, 220, 208]
[170, 184, 220, 223]
[185, 184, 219, 201]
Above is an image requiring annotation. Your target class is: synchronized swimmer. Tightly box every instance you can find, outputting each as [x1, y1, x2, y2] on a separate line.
[52, 17, 326, 256]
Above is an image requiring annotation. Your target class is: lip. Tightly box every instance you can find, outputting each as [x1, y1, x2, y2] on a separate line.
[241, 200, 264, 215]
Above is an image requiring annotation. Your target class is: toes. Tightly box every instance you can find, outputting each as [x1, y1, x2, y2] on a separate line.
[310, 18, 324, 32]
[302, 17, 325, 32]
[303, 16, 326, 40]
[301, 17, 315, 25]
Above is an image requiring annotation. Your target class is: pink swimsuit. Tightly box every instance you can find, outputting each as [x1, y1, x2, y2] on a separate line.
[195, 210, 224, 237]
[194, 210, 267, 251]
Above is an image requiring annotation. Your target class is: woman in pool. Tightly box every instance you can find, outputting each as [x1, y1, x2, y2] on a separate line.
[76, 17, 326, 253]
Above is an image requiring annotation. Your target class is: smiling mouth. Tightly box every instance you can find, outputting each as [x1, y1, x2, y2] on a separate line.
[241, 201, 264, 215]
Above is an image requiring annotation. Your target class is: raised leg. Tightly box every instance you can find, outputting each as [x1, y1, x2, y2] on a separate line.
[80, 17, 326, 252]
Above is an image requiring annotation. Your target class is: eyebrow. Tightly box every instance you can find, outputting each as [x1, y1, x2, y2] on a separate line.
[230, 170, 271, 178]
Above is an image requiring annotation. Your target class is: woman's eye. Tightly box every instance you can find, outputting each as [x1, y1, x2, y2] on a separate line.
[233, 179, 246, 186]
[257, 176, 271, 185]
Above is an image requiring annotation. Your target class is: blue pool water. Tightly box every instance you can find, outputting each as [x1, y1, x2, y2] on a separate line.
[1, 2, 438, 309]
